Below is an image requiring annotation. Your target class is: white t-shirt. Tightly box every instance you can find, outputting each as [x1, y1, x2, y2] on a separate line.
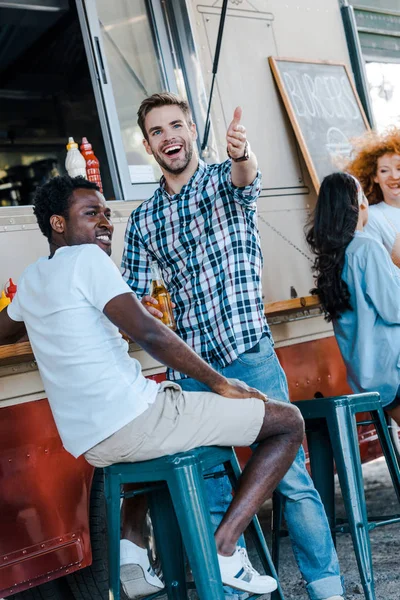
[365, 202, 400, 255]
[7, 244, 159, 458]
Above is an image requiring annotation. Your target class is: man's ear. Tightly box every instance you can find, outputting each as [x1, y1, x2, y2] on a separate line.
[190, 122, 198, 142]
[143, 138, 153, 156]
[50, 215, 65, 234]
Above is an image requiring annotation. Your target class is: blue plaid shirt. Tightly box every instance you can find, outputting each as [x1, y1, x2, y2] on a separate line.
[121, 159, 269, 380]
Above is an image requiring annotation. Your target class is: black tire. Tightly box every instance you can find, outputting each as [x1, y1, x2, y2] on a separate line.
[65, 468, 128, 600]
[6, 578, 71, 600]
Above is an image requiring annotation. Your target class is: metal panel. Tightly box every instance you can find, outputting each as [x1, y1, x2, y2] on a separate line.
[359, 30, 400, 61]
[0, 399, 93, 597]
[0, 0, 68, 10]
[352, 0, 400, 12]
[352, 4, 400, 61]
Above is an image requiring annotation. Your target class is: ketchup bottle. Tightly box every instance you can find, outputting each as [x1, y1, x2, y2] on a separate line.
[5, 278, 17, 301]
[80, 137, 103, 193]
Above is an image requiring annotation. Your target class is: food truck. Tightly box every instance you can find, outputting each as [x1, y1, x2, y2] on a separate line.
[1, 0, 399, 597]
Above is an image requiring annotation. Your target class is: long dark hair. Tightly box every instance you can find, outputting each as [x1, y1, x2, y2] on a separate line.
[306, 172, 359, 321]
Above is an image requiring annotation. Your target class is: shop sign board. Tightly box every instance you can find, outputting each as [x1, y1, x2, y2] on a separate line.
[269, 57, 371, 191]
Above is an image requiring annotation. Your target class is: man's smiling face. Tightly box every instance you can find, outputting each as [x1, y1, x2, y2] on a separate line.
[62, 189, 114, 256]
[143, 105, 197, 175]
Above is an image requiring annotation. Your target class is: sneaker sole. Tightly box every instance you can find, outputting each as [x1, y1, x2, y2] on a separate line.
[120, 564, 164, 600]
[221, 575, 278, 594]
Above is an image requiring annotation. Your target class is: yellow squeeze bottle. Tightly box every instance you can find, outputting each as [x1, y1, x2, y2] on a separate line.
[0, 290, 11, 312]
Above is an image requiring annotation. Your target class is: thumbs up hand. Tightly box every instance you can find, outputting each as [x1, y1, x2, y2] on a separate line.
[226, 106, 248, 161]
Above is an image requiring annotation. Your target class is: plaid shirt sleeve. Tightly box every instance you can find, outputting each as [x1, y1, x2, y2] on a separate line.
[223, 160, 262, 209]
[121, 211, 152, 298]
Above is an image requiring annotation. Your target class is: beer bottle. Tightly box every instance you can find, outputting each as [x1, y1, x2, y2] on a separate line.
[150, 261, 176, 331]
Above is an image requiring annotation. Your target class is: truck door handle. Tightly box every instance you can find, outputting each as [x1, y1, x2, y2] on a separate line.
[94, 36, 108, 84]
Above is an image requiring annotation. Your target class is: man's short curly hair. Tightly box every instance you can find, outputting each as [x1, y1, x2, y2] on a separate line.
[33, 175, 99, 242]
[346, 128, 400, 205]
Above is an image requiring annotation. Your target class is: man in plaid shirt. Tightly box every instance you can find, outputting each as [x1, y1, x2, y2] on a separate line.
[121, 93, 343, 600]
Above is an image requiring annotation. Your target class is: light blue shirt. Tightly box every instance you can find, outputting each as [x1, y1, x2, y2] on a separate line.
[333, 231, 400, 407]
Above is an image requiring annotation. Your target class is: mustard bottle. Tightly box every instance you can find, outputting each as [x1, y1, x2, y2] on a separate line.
[0, 290, 10, 312]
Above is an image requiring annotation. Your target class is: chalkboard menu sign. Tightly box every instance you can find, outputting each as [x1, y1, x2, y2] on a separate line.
[269, 57, 370, 191]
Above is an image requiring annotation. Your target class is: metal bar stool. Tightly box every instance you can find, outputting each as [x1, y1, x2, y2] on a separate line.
[104, 445, 285, 600]
[271, 392, 400, 600]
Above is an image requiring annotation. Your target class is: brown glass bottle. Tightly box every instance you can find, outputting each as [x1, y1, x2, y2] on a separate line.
[150, 262, 176, 330]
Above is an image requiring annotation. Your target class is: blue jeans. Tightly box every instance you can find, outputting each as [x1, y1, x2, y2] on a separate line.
[177, 334, 343, 600]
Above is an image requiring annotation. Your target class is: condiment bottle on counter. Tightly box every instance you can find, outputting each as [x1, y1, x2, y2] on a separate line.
[65, 137, 87, 179]
[5, 278, 17, 300]
[80, 137, 103, 193]
[0, 291, 10, 312]
[150, 261, 176, 330]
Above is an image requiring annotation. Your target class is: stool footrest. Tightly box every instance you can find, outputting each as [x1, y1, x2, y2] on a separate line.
[203, 468, 231, 480]
[122, 483, 166, 499]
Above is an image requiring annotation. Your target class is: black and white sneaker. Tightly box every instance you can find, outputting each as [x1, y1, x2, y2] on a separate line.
[218, 546, 278, 594]
[120, 539, 164, 599]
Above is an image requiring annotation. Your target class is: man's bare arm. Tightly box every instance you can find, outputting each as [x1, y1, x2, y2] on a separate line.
[0, 309, 26, 346]
[104, 292, 267, 401]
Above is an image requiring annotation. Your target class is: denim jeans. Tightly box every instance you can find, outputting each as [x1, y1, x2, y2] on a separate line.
[177, 334, 344, 600]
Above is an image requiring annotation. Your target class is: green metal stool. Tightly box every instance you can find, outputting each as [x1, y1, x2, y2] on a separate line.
[104, 445, 285, 600]
[271, 392, 400, 600]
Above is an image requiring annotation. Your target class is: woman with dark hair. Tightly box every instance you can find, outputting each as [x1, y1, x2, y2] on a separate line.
[306, 172, 400, 424]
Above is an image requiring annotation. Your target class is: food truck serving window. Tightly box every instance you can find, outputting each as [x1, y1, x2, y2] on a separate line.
[0, 0, 182, 206]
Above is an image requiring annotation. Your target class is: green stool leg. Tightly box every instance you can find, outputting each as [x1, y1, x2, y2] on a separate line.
[271, 491, 283, 575]
[372, 408, 400, 504]
[168, 462, 225, 600]
[306, 419, 336, 542]
[328, 405, 376, 600]
[148, 486, 187, 600]
[104, 471, 122, 600]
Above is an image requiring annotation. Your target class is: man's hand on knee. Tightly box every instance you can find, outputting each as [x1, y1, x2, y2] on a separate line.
[214, 377, 268, 402]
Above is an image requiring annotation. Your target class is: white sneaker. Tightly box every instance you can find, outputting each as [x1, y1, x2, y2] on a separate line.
[120, 539, 164, 599]
[217, 546, 278, 594]
[324, 597, 344, 600]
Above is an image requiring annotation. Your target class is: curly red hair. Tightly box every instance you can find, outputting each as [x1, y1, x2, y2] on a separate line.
[346, 128, 400, 205]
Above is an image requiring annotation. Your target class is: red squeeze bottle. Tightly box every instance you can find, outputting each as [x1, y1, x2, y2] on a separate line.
[6, 278, 17, 300]
[80, 137, 103, 193]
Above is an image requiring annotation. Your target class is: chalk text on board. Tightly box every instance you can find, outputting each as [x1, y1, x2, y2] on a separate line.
[282, 72, 359, 120]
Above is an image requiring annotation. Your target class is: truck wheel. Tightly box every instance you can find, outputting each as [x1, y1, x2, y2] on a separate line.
[66, 468, 128, 600]
[6, 578, 71, 600]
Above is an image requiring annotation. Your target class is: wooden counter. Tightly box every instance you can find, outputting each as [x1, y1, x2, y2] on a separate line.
[0, 295, 322, 367]
[264, 295, 320, 317]
[0, 341, 34, 366]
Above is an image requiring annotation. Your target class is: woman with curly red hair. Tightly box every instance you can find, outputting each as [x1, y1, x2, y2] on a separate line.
[346, 128, 400, 266]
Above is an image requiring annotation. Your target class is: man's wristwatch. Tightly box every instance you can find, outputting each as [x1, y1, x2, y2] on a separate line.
[227, 140, 250, 162]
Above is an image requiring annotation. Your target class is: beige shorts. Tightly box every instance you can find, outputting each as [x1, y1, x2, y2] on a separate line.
[84, 381, 265, 468]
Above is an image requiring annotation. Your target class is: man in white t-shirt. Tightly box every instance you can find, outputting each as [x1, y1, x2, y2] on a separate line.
[0, 175, 304, 598]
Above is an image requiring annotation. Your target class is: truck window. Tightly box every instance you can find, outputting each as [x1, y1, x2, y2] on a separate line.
[0, 1, 114, 206]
